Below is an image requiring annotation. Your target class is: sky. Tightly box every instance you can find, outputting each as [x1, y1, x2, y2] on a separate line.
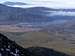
[0, 0, 75, 9]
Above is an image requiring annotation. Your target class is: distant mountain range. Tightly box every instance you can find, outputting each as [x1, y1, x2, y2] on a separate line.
[2, 1, 27, 5]
[0, 4, 52, 25]
[0, 3, 75, 32]
[0, 4, 75, 25]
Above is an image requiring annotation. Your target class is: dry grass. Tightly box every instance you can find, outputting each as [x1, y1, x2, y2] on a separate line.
[0, 31, 75, 56]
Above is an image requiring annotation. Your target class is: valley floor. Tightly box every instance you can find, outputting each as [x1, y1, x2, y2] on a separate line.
[1, 31, 75, 56]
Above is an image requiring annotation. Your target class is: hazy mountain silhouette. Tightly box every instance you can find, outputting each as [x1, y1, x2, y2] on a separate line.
[2, 1, 27, 5]
[0, 4, 75, 25]
[0, 4, 51, 25]
[0, 3, 75, 28]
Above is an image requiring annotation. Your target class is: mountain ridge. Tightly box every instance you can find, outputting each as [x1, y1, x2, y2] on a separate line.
[2, 1, 27, 5]
[0, 4, 75, 32]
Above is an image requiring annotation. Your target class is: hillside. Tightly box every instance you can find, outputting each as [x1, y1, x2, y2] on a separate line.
[0, 33, 70, 56]
[1, 31, 75, 56]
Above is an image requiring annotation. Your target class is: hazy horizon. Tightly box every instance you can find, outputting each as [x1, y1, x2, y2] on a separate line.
[0, 0, 75, 9]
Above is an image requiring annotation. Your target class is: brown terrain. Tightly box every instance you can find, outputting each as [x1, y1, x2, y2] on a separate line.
[0, 25, 41, 32]
[0, 20, 75, 56]
[0, 31, 75, 56]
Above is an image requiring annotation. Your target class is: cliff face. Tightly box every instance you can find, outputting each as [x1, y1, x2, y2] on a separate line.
[0, 33, 70, 56]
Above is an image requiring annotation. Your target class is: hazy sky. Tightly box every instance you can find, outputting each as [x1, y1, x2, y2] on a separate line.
[0, 0, 75, 9]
